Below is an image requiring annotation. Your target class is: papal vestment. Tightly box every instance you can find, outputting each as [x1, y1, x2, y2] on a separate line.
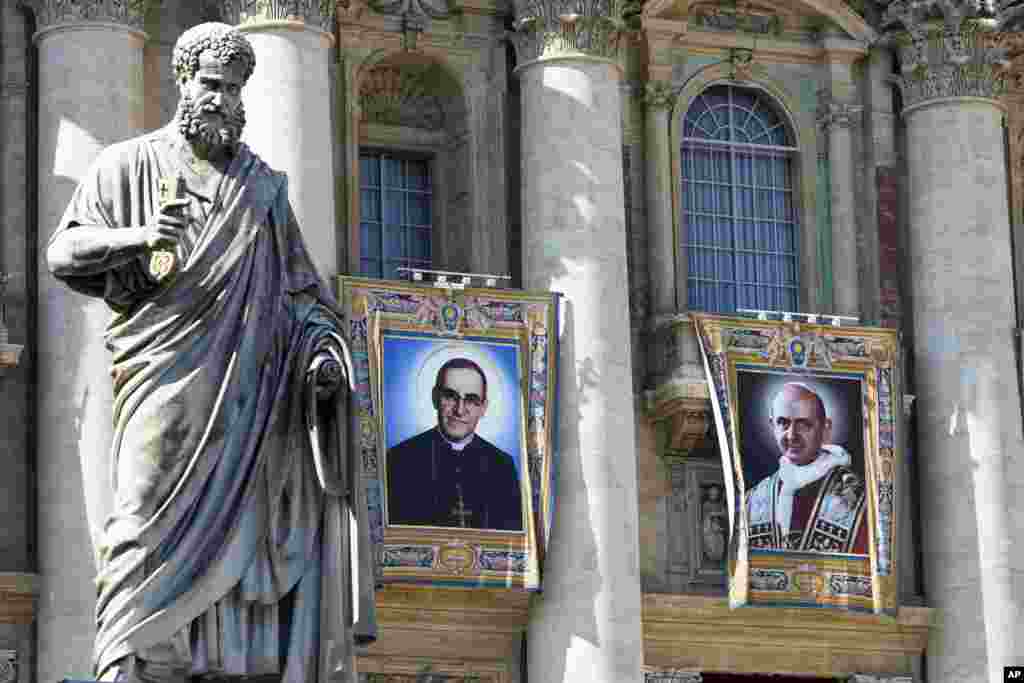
[52, 126, 376, 683]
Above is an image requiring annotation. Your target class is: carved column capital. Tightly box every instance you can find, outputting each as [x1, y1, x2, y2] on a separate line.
[883, 1, 1012, 111]
[817, 100, 864, 129]
[643, 80, 676, 109]
[19, 0, 146, 31]
[511, 0, 630, 66]
[222, 0, 336, 32]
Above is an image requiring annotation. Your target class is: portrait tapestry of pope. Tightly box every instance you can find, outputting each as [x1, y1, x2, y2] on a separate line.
[46, 22, 376, 683]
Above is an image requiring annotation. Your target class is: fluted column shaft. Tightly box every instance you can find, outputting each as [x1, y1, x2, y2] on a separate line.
[885, 2, 1023, 680]
[644, 82, 676, 317]
[234, 10, 338, 279]
[23, 2, 147, 680]
[514, 8, 643, 681]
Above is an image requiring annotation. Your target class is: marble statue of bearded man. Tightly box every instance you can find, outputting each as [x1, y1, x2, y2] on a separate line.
[46, 22, 376, 683]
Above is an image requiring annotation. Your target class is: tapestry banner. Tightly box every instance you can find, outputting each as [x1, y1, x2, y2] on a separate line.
[693, 314, 900, 614]
[338, 277, 559, 590]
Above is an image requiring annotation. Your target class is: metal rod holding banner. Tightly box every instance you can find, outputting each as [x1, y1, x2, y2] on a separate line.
[736, 308, 860, 327]
[396, 267, 512, 290]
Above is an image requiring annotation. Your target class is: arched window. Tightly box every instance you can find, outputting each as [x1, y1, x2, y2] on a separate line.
[682, 84, 799, 313]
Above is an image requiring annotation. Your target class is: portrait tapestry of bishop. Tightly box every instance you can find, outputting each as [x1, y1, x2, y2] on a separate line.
[46, 23, 376, 683]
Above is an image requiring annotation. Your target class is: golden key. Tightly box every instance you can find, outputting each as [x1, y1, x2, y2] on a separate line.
[150, 173, 186, 281]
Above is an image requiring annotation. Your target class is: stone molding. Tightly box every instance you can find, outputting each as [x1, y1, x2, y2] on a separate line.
[846, 676, 914, 683]
[883, 0, 1012, 110]
[221, 0, 335, 31]
[643, 593, 934, 676]
[359, 584, 529, 663]
[643, 669, 702, 683]
[510, 0, 629, 66]
[19, 0, 145, 30]
[817, 101, 864, 130]
[0, 651, 14, 683]
[0, 573, 39, 624]
[643, 80, 676, 109]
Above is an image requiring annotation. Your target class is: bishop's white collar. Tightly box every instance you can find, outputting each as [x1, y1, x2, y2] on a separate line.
[436, 427, 475, 452]
[775, 444, 850, 540]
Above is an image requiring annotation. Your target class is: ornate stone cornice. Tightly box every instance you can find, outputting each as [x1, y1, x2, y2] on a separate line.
[817, 100, 864, 129]
[221, 0, 335, 32]
[883, 1, 1012, 110]
[511, 0, 630, 66]
[20, 0, 146, 31]
[643, 80, 676, 109]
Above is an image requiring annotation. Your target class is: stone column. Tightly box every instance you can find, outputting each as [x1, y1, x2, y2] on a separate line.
[884, 2, 1022, 681]
[229, 2, 338, 279]
[512, 3, 643, 683]
[21, 1, 147, 680]
[644, 80, 677, 317]
[817, 48, 863, 318]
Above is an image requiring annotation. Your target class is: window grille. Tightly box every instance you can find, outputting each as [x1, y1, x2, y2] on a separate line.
[359, 151, 433, 280]
[682, 84, 799, 313]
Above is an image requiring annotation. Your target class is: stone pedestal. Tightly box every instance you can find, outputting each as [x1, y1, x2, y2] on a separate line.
[233, 9, 338, 279]
[23, 3, 147, 681]
[885, 2, 1024, 680]
[513, 9, 644, 682]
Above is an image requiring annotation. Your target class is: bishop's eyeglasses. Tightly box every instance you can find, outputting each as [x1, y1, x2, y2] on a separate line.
[437, 387, 485, 409]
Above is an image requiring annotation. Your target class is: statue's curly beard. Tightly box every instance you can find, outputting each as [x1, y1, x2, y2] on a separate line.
[175, 92, 246, 154]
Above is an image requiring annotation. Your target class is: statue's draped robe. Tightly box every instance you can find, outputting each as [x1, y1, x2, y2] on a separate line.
[52, 128, 376, 683]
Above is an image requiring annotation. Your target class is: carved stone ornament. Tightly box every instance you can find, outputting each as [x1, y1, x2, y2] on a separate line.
[643, 670, 703, 683]
[643, 80, 676, 109]
[367, 0, 453, 34]
[882, 0, 1013, 109]
[645, 380, 713, 461]
[818, 100, 864, 129]
[511, 0, 631, 65]
[360, 65, 446, 129]
[0, 651, 14, 683]
[19, 0, 146, 30]
[220, 0, 336, 32]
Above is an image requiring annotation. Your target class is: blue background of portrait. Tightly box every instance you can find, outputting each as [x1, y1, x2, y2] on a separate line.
[382, 332, 523, 471]
[737, 367, 865, 490]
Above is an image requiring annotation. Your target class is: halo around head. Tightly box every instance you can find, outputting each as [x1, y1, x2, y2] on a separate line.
[414, 342, 510, 427]
[172, 23, 256, 84]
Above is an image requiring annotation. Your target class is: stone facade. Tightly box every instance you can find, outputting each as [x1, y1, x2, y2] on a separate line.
[4, 0, 1024, 682]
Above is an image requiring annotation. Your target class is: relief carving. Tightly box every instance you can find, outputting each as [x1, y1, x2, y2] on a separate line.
[882, 0, 1014, 109]
[221, 0, 336, 31]
[510, 0, 631, 64]
[360, 65, 447, 130]
[19, 0, 145, 30]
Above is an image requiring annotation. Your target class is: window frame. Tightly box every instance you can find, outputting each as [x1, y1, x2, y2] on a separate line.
[670, 75, 820, 316]
[680, 84, 801, 314]
[351, 123, 448, 280]
[357, 147, 437, 281]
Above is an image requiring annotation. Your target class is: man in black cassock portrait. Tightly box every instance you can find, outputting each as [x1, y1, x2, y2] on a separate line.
[386, 357, 523, 531]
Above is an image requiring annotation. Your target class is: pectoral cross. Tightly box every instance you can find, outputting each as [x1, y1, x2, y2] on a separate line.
[449, 484, 473, 528]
